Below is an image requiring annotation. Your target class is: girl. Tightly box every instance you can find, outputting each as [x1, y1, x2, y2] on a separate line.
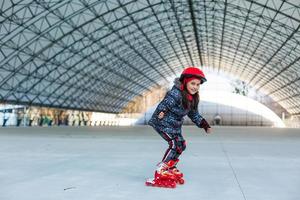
[146, 67, 212, 188]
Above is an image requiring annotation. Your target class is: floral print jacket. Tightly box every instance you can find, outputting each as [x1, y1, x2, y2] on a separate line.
[148, 78, 205, 134]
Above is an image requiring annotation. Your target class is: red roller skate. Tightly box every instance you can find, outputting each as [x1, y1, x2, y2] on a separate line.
[145, 161, 177, 188]
[168, 159, 185, 185]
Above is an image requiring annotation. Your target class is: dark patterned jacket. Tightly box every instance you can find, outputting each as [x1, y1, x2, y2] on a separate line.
[148, 78, 205, 134]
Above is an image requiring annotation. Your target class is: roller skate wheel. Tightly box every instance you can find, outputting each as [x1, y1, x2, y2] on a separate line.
[178, 179, 185, 184]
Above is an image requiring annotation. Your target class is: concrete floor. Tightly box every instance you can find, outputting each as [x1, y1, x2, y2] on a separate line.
[0, 126, 299, 200]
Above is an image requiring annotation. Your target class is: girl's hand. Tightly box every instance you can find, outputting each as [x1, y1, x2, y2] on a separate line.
[206, 127, 212, 134]
[200, 119, 211, 134]
[158, 112, 165, 119]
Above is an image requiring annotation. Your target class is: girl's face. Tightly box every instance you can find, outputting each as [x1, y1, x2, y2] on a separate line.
[186, 79, 201, 95]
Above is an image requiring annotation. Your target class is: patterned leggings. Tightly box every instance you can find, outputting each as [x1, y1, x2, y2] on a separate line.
[156, 130, 186, 163]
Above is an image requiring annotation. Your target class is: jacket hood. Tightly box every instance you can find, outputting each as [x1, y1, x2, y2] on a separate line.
[173, 78, 181, 89]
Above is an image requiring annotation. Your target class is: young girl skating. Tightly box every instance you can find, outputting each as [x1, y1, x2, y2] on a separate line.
[146, 67, 212, 188]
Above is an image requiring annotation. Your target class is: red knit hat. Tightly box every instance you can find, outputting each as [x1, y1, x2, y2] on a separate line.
[180, 76, 202, 94]
[179, 67, 207, 84]
[181, 77, 201, 89]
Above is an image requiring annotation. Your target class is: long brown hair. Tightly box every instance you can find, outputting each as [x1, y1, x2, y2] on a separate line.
[181, 84, 199, 110]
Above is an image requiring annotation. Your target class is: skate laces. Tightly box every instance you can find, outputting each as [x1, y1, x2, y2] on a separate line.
[156, 162, 172, 176]
[156, 162, 167, 170]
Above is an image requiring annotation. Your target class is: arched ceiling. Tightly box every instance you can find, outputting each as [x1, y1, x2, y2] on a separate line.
[0, 0, 299, 114]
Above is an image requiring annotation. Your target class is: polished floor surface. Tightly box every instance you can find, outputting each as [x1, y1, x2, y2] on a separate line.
[0, 126, 299, 200]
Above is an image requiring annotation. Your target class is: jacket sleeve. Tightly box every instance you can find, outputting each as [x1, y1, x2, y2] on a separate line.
[156, 89, 180, 113]
[187, 109, 204, 128]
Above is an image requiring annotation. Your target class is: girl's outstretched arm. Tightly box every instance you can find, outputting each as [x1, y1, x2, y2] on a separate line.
[188, 110, 212, 133]
[187, 109, 203, 127]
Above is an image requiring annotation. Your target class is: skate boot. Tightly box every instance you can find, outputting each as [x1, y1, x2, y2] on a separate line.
[145, 161, 177, 188]
[168, 159, 185, 185]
